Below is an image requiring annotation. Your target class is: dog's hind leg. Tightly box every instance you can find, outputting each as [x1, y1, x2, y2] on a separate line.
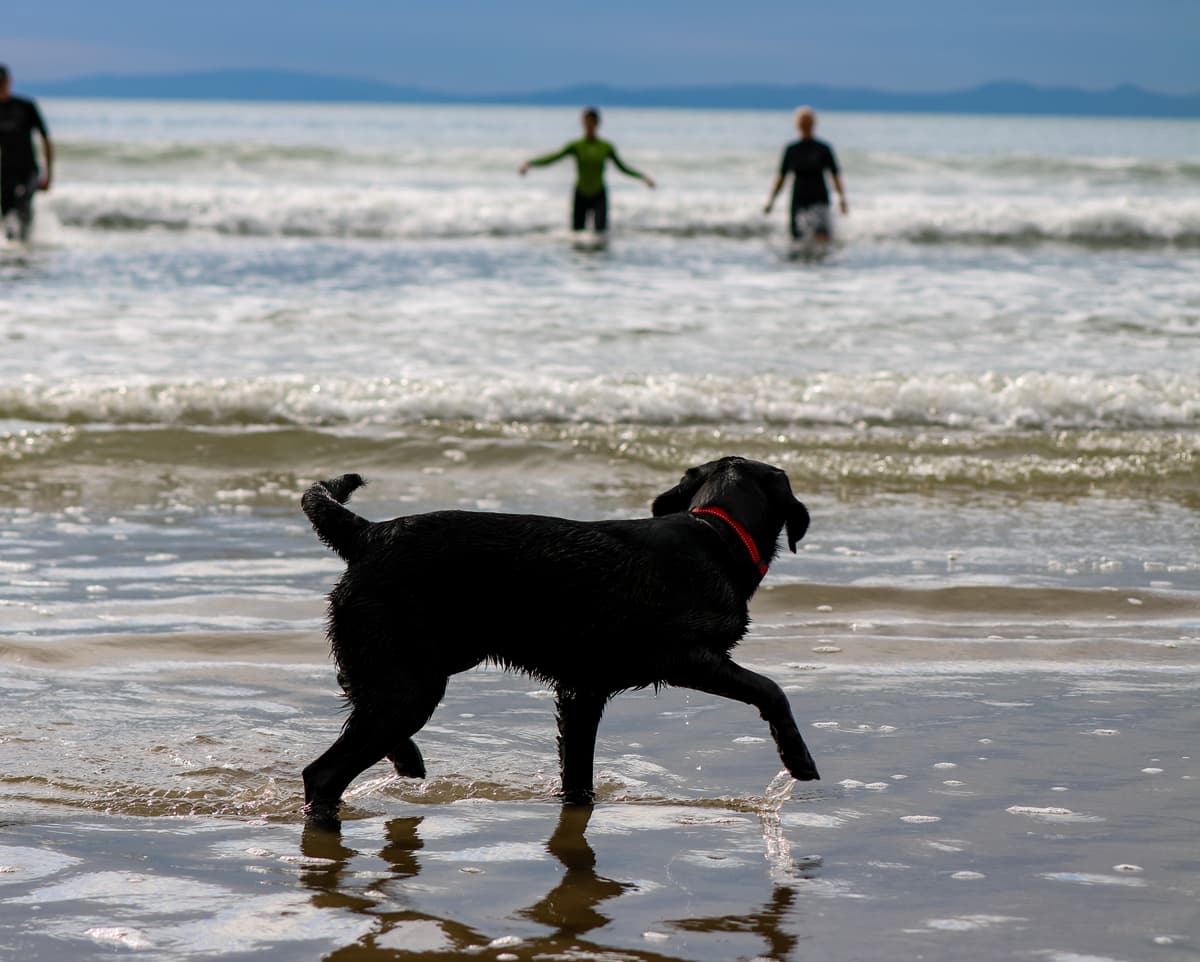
[667, 655, 820, 781]
[555, 690, 607, 805]
[304, 675, 447, 827]
[385, 674, 447, 779]
[303, 714, 391, 828]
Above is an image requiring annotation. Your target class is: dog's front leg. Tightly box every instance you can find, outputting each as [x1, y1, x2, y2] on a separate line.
[555, 690, 607, 805]
[667, 655, 819, 781]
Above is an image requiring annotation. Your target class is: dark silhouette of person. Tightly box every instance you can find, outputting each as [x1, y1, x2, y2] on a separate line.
[0, 64, 54, 242]
[764, 106, 847, 243]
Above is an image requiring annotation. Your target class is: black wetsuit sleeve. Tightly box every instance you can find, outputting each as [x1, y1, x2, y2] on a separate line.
[778, 144, 794, 178]
[824, 143, 839, 176]
[31, 102, 49, 138]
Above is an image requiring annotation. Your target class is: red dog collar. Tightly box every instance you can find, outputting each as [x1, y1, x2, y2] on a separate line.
[691, 506, 769, 578]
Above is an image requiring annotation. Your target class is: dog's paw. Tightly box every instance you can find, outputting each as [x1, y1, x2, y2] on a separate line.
[786, 758, 820, 781]
[387, 740, 426, 779]
[303, 799, 342, 831]
[780, 743, 820, 781]
[769, 723, 820, 781]
[559, 787, 596, 807]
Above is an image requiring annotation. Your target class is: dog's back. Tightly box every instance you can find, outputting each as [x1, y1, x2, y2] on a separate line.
[309, 492, 751, 691]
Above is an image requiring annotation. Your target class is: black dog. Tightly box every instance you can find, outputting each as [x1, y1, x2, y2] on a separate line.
[301, 456, 819, 825]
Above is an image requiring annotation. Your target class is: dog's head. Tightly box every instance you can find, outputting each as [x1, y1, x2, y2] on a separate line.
[651, 456, 810, 552]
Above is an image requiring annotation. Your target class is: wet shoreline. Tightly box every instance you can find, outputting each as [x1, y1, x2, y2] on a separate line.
[3, 648, 1197, 961]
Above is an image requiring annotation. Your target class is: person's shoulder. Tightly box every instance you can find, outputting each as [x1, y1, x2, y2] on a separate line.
[15, 95, 46, 121]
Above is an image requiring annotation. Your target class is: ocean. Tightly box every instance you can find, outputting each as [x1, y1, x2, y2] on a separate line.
[1, 100, 1198, 961]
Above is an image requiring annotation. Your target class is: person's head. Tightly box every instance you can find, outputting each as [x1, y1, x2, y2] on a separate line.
[0, 65, 10, 99]
[794, 105, 816, 137]
[581, 107, 600, 137]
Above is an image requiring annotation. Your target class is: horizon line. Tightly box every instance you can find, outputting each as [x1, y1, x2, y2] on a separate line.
[26, 68, 1200, 99]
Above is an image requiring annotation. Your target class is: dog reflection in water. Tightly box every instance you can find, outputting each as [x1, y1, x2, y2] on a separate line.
[299, 806, 809, 960]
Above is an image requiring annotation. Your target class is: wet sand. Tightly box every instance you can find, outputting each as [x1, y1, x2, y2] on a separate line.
[2, 600, 1198, 962]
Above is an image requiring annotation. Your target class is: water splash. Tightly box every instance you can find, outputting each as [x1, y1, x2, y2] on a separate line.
[758, 770, 823, 884]
[762, 769, 797, 812]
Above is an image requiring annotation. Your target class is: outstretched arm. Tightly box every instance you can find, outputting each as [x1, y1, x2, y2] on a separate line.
[610, 148, 655, 188]
[519, 143, 573, 176]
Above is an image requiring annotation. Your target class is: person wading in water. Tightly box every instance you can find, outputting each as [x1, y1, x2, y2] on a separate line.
[520, 107, 655, 238]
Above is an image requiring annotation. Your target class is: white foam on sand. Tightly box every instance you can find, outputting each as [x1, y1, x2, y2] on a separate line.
[1040, 872, 1147, 888]
[1006, 805, 1103, 823]
[917, 914, 1025, 932]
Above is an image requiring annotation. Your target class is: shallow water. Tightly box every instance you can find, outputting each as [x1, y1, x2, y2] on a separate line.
[3, 642, 1198, 961]
[2, 101, 1199, 960]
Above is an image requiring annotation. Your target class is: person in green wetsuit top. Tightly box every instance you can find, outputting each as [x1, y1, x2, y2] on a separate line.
[519, 107, 655, 234]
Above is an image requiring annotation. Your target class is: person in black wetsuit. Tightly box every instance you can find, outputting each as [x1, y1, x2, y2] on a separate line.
[0, 64, 54, 242]
[764, 106, 846, 243]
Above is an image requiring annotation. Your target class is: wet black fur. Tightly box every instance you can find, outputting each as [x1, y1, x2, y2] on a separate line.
[300, 456, 819, 826]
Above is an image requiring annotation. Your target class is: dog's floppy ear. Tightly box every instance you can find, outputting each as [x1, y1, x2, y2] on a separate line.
[785, 501, 810, 553]
[763, 469, 810, 552]
[652, 463, 714, 516]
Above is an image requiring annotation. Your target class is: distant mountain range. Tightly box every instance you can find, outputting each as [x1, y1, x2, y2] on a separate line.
[30, 70, 1200, 118]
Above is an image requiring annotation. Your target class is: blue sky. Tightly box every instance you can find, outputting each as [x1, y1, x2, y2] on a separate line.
[4, 1, 1198, 93]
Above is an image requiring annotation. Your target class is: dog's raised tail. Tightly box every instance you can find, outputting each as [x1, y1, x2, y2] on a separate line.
[302, 474, 370, 562]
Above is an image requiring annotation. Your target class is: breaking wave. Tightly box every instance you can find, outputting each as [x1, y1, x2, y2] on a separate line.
[44, 184, 1200, 248]
[3, 371, 1196, 432]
